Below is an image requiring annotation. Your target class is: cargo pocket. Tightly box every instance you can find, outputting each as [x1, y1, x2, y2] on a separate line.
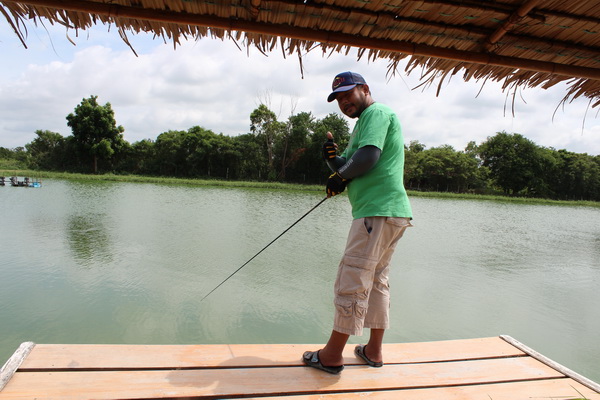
[335, 261, 375, 298]
[334, 298, 353, 318]
[354, 299, 367, 319]
[334, 298, 368, 319]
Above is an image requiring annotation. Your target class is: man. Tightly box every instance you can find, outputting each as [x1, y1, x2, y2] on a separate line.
[302, 71, 413, 374]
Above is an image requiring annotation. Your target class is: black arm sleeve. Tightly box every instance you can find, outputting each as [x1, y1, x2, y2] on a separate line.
[325, 156, 347, 172]
[337, 145, 381, 179]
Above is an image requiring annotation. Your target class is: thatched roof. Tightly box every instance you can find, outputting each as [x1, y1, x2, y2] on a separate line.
[3, 0, 600, 106]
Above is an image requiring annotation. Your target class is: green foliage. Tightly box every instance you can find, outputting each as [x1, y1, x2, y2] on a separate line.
[0, 146, 28, 169]
[0, 147, 14, 159]
[249, 106, 350, 183]
[476, 131, 600, 201]
[234, 133, 267, 180]
[66, 95, 126, 173]
[274, 111, 312, 180]
[478, 131, 543, 195]
[25, 130, 66, 170]
[548, 149, 600, 200]
[298, 112, 350, 184]
[7, 97, 600, 202]
[250, 104, 284, 180]
[0, 158, 26, 169]
[115, 139, 153, 174]
[405, 141, 486, 193]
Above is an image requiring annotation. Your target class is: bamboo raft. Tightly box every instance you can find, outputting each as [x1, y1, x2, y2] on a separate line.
[1, 336, 599, 399]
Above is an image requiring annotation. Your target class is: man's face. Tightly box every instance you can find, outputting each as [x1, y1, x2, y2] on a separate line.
[335, 85, 370, 119]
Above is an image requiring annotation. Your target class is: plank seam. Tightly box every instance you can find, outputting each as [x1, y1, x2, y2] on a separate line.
[16, 355, 530, 373]
[331, 377, 588, 398]
[0, 342, 36, 392]
[196, 376, 573, 399]
[500, 335, 600, 394]
[16, 352, 530, 372]
[17, 365, 309, 373]
[395, 354, 530, 365]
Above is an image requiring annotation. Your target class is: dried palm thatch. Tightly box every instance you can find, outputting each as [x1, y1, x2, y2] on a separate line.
[2, 0, 600, 107]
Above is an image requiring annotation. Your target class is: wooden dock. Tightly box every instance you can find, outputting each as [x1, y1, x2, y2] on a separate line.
[1, 336, 599, 399]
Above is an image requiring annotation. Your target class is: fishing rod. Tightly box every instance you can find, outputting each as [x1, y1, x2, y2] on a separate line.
[200, 196, 328, 302]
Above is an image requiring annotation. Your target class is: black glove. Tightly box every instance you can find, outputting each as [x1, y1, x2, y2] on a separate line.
[322, 138, 337, 160]
[326, 171, 350, 198]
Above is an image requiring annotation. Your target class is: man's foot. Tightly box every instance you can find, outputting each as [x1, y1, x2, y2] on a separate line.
[354, 344, 383, 367]
[302, 350, 344, 374]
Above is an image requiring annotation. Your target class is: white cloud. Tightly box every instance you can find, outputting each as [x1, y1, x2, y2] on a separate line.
[1, 20, 599, 155]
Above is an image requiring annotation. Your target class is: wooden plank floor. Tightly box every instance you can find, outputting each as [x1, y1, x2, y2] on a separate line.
[1, 336, 599, 400]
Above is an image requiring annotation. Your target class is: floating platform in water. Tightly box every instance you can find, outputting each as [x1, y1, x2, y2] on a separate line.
[0, 177, 42, 188]
[1, 336, 599, 399]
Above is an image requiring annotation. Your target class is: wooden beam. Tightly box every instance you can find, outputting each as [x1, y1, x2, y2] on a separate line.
[6, 0, 600, 81]
[501, 335, 600, 395]
[0, 342, 35, 392]
[485, 0, 544, 51]
[250, 0, 261, 20]
[419, 0, 596, 25]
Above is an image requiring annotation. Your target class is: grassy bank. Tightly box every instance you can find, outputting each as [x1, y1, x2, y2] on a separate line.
[2, 169, 599, 208]
[0, 169, 322, 192]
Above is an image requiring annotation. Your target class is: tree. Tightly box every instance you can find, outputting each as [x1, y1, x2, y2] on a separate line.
[151, 127, 241, 179]
[550, 149, 600, 200]
[183, 127, 214, 177]
[0, 146, 28, 169]
[416, 145, 479, 192]
[119, 139, 156, 175]
[275, 112, 313, 180]
[153, 130, 187, 176]
[0, 147, 13, 159]
[66, 95, 125, 173]
[25, 130, 66, 170]
[478, 131, 543, 195]
[233, 133, 267, 180]
[404, 140, 426, 189]
[185, 126, 239, 178]
[250, 104, 285, 180]
[300, 113, 350, 184]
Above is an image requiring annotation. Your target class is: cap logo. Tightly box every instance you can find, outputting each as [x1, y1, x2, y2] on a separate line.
[332, 76, 347, 90]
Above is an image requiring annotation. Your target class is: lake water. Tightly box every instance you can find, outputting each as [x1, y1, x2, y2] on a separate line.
[1, 179, 599, 382]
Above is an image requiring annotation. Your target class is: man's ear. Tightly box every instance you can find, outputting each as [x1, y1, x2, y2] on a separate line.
[361, 84, 370, 95]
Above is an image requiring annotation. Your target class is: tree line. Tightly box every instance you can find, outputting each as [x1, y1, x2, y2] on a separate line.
[2, 95, 599, 201]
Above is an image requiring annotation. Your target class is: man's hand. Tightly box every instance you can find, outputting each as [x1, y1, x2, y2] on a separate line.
[326, 171, 350, 198]
[322, 131, 338, 160]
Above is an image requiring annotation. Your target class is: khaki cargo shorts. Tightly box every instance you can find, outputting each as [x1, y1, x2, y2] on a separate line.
[333, 216, 412, 336]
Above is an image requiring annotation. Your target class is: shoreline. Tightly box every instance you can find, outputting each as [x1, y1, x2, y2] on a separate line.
[2, 169, 599, 208]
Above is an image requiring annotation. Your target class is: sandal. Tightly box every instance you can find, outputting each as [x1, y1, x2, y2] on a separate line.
[354, 345, 383, 367]
[302, 350, 344, 374]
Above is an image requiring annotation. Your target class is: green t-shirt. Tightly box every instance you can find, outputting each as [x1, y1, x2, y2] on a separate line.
[341, 102, 412, 219]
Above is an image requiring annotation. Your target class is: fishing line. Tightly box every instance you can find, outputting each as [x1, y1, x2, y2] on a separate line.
[200, 196, 328, 302]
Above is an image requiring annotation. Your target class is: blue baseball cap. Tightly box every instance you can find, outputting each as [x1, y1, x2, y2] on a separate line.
[327, 71, 367, 102]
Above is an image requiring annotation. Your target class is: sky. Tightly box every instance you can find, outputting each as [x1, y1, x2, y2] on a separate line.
[1, 19, 600, 156]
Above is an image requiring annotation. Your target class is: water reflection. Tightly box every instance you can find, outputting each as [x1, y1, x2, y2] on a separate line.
[67, 214, 112, 268]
